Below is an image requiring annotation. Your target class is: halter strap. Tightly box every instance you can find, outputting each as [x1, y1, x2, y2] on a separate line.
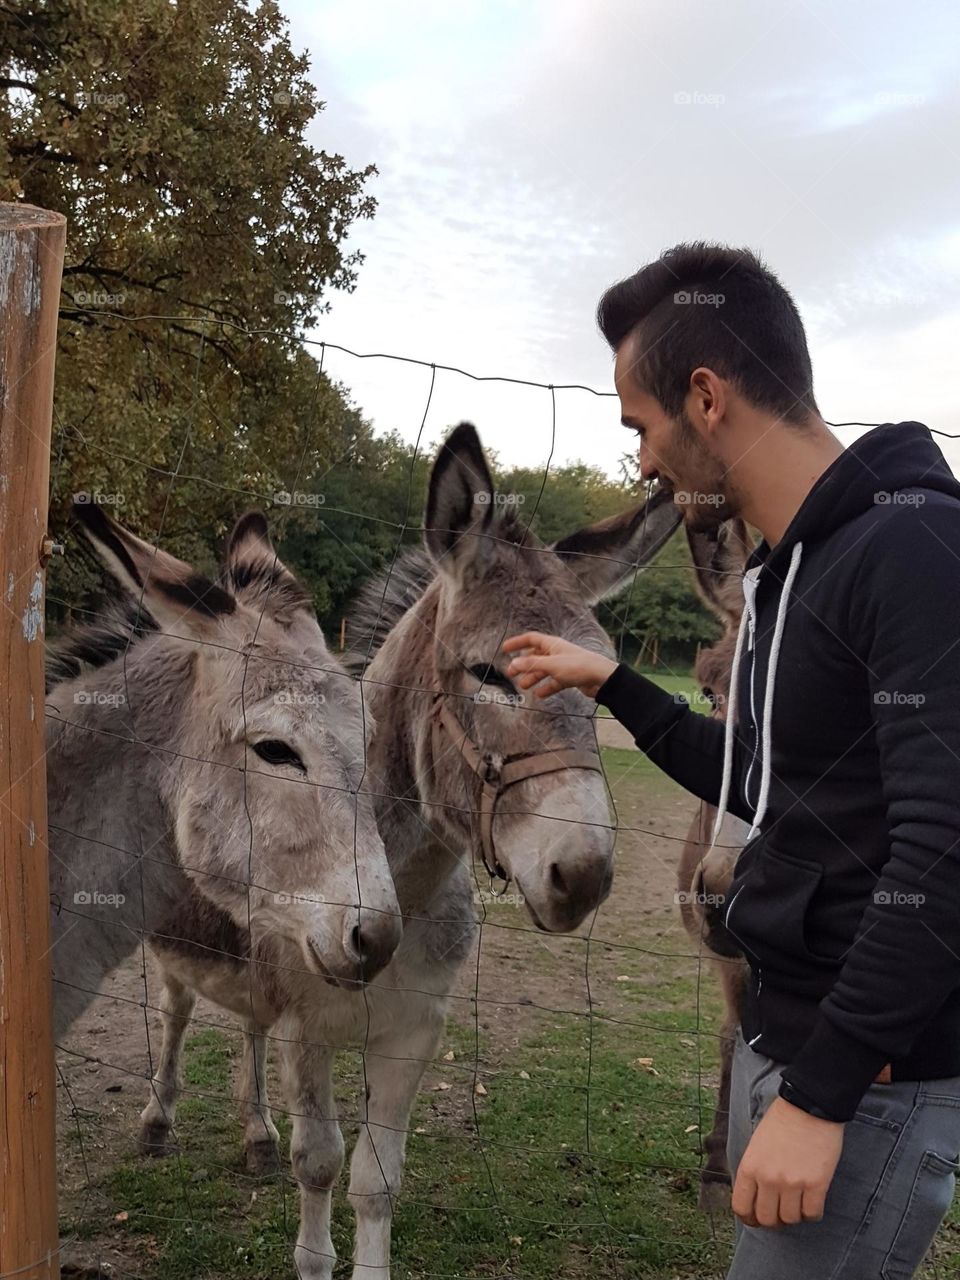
[431, 693, 603, 881]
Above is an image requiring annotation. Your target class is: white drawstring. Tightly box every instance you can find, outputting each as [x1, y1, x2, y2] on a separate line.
[709, 540, 804, 850]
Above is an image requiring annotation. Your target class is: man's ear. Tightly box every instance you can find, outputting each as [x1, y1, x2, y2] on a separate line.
[552, 486, 682, 606]
[221, 510, 313, 625]
[423, 422, 495, 581]
[686, 519, 754, 625]
[73, 502, 235, 638]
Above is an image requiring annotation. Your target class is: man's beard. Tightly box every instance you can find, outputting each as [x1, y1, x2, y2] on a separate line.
[671, 408, 738, 532]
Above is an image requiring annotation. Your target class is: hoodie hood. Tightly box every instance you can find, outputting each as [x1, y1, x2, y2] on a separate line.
[746, 421, 960, 578]
[713, 421, 960, 850]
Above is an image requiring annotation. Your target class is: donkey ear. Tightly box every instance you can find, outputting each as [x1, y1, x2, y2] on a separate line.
[221, 510, 313, 624]
[73, 502, 235, 637]
[423, 422, 495, 579]
[552, 486, 682, 605]
[686, 518, 754, 625]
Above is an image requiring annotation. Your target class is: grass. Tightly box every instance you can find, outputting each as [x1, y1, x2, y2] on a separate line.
[63, 958, 740, 1280]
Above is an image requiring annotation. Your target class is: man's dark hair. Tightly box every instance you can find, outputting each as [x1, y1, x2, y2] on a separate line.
[597, 242, 819, 425]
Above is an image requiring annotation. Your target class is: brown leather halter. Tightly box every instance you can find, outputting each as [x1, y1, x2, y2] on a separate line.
[431, 691, 604, 882]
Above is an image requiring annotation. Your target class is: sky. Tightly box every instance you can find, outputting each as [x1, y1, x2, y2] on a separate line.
[283, 0, 960, 479]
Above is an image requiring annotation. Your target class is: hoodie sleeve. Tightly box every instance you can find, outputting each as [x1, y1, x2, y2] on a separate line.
[780, 501, 960, 1120]
[594, 663, 755, 823]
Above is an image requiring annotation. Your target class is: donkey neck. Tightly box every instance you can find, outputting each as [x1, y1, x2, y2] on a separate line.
[46, 636, 196, 905]
[363, 585, 466, 910]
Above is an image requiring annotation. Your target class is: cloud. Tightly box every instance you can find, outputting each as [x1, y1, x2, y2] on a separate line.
[285, 0, 960, 475]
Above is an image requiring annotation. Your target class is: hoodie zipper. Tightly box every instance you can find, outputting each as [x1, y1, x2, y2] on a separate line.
[743, 594, 761, 811]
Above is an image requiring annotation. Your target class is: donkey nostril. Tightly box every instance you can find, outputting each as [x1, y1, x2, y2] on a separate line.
[350, 924, 365, 960]
[548, 861, 568, 897]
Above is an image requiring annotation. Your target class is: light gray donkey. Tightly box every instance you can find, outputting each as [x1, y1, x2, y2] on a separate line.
[47, 505, 402, 1278]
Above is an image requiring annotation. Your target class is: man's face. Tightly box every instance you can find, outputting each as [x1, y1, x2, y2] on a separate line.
[614, 340, 737, 532]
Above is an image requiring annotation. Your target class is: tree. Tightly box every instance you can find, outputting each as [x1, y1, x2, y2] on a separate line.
[1, 0, 376, 608]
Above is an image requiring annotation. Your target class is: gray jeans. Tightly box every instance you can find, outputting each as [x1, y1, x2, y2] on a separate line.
[726, 1024, 960, 1279]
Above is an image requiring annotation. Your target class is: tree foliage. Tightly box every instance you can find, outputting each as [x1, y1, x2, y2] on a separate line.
[1, 0, 375, 555]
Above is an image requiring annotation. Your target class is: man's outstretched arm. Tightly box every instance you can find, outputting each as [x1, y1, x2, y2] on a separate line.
[503, 632, 755, 823]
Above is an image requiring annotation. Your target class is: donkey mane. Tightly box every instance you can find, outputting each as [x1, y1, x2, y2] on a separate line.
[344, 509, 534, 675]
[46, 598, 159, 694]
[343, 546, 435, 676]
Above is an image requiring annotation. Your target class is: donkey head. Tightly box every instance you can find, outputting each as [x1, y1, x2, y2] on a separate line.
[74, 504, 402, 986]
[421, 423, 680, 933]
[680, 518, 755, 956]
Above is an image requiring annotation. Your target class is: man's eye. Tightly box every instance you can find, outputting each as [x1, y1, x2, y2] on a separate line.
[251, 739, 306, 771]
[468, 663, 514, 690]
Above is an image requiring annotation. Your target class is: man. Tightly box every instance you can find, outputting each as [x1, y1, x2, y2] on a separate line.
[503, 243, 960, 1278]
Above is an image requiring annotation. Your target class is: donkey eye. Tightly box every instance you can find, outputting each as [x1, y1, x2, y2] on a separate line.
[251, 739, 306, 772]
[468, 663, 514, 690]
[701, 687, 718, 709]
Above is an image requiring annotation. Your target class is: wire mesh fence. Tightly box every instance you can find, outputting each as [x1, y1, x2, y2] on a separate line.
[31, 315, 960, 1279]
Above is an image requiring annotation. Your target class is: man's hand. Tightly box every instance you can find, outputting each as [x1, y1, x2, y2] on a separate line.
[732, 1096, 844, 1228]
[503, 632, 617, 700]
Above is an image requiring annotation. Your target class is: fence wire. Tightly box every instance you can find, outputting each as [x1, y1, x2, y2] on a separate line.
[38, 325, 953, 1280]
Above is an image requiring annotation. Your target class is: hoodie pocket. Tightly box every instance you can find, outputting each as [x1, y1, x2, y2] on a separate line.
[724, 840, 836, 991]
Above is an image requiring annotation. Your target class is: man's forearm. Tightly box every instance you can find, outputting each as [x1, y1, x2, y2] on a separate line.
[595, 663, 754, 822]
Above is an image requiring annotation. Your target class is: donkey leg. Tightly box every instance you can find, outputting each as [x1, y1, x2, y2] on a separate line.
[698, 963, 748, 1213]
[138, 973, 196, 1156]
[281, 1030, 343, 1280]
[237, 1021, 281, 1174]
[348, 999, 446, 1280]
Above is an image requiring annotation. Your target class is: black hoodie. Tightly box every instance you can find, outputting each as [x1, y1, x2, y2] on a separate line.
[595, 422, 960, 1121]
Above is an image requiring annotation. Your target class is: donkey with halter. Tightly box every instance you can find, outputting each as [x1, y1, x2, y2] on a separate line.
[47, 506, 401, 1277]
[676, 517, 754, 1211]
[326, 419, 676, 1278]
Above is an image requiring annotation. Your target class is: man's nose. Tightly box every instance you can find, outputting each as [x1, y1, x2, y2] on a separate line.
[639, 443, 661, 483]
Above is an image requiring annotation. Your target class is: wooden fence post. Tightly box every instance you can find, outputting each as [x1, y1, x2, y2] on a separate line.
[0, 203, 67, 1280]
